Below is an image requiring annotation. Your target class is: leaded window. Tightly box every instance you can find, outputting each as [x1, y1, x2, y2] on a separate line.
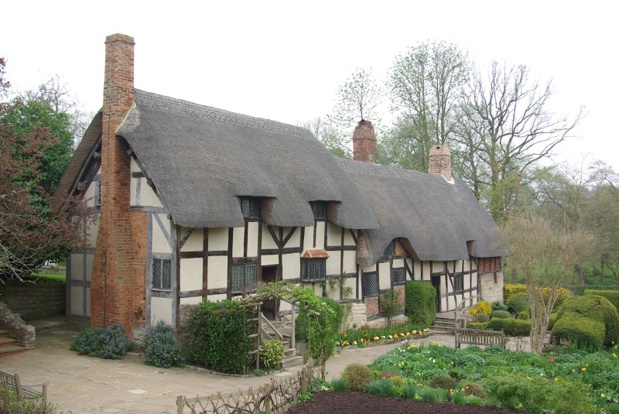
[454, 274, 464, 293]
[301, 258, 326, 282]
[310, 201, 327, 219]
[363, 272, 379, 298]
[392, 268, 406, 285]
[152, 258, 172, 290]
[232, 264, 257, 293]
[240, 197, 261, 219]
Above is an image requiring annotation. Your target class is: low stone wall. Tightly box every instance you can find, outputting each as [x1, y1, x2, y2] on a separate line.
[480, 271, 504, 304]
[1, 280, 66, 320]
[0, 301, 36, 349]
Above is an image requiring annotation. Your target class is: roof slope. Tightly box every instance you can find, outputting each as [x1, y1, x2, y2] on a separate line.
[117, 90, 379, 229]
[339, 159, 507, 265]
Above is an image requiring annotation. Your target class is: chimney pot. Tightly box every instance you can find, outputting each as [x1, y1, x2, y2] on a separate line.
[352, 120, 377, 163]
[428, 145, 452, 181]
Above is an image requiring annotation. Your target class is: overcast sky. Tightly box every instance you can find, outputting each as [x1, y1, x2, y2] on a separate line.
[2, 1, 616, 173]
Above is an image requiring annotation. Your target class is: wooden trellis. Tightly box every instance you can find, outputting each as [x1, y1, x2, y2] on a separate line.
[176, 365, 317, 414]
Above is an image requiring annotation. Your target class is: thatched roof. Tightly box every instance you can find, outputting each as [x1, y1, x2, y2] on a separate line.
[339, 159, 507, 265]
[58, 89, 506, 265]
[117, 90, 378, 229]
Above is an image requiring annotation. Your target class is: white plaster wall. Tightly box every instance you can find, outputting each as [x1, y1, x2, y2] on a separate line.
[232, 227, 244, 258]
[152, 214, 173, 253]
[180, 297, 202, 306]
[84, 175, 98, 208]
[326, 222, 340, 247]
[392, 258, 404, 268]
[343, 229, 355, 246]
[343, 251, 357, 274]
[247, 222, 259, 257]
[314, 222, 325, 249]
[130, 158, 141, 173]
[86, 216, 99, 248]
[139, 178, 164, 208]
[344, 277, 357, 300]
[282, 227, 300, 248]
[326, 252, 340, 275]
[181, 228, 203, 252]
[209, 294, 227, 302]
[361, 264, 377, 273]
[280, 301, 292, 312]
[378, 262, 391, 290]
[181, 258, 203, 291]
[86, 254, 95, 282]
[262, 224, 278, 249]
[151, 297, 173, 325]
[261, 254, 279, 266]
[208, 256, 228, 289]
[70, 286, 85, 316]
[282, 253, 300, 280]
[208, 228, 228, 251]
[70, 253, 83, 281]
[303, 226, 313, 249]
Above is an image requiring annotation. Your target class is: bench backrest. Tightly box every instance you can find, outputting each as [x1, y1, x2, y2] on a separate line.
[0, 370, 22, 396]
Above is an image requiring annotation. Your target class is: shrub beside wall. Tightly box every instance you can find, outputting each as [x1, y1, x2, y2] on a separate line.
[489, 318, 531, 336]
[405, 281, 436, 325]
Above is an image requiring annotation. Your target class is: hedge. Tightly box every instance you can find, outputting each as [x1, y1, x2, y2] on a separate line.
[405, 281, 436, 325]
[552, 311, 605, 351]
[584, 290, 619, 312]
[489, 318, 531, 336]
[295, 296, 343, 341]
[506, 292, 530, 314]
[491, 310, 512, 319]
[556, 295, 619, 347]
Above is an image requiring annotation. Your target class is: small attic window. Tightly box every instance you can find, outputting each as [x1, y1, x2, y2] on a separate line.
[310, 201, 327, 219]
[240, 197, 261, 220]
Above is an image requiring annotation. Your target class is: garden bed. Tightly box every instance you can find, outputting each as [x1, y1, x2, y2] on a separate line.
[287, 391, 529, 414]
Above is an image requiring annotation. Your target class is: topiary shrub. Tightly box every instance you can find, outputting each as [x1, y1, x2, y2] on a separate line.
[506, 292, 530, 314]
[489, 318, 531, 336]
[405, 281, 436, 325]
[259, 339, 285, 369]
[475, 313, 489, 323]
[491, 310, 511, 319]
[430, 375, 457, 391]
[516, 311, 530, 320]
[491, 301, 509, 312]
[185, 300, 257, 374]
[552, 311, 604, 351]
[556, 294, 619, 347]
[503, 284, 527, 302]
[468, 322, 490, 330]
[584, 290, 619, 312]
[143, 321, 184, 368]
[295, 296, 343, 341]
[71, 324, 131, 359]
[380, 289, 404, 325]
[342, 363, 374, 392]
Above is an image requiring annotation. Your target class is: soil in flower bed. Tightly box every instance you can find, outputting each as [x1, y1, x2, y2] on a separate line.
[286, 391, 531, 414]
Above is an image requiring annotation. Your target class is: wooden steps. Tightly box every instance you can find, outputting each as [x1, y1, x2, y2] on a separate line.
[0, 329, 25, 358]
[431, 316, 456, 334]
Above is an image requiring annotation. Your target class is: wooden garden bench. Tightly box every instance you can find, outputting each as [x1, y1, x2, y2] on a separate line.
[0, 369, 48, 403]
[455, 328, 507, 349]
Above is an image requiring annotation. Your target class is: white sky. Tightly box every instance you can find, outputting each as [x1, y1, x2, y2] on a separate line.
[2, 0, 617, 172]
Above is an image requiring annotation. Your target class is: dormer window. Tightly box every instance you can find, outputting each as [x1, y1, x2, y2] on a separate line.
[310, 201, 327, 220]
[240, 197, 261, 220]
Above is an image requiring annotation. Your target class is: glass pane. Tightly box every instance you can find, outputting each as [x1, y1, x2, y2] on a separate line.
[245, 264, 257, 291]
[153, 259, 161, 289]
[162, 259, 172, 289]
[363, 273, 379, 297]
[232, 265, 244, 292]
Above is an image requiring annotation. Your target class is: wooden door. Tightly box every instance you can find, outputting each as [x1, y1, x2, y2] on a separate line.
[261, 265, 279, 320]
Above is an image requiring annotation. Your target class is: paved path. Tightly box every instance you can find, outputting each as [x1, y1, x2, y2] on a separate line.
[0, 328, 456, 413]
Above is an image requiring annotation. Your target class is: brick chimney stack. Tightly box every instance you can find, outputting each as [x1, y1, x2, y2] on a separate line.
[91, 34, 137, 331]
[352, 120, 376, 163]
[428, 145, 452, 181]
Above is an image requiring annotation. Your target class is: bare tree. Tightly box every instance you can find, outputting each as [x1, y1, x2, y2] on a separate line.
[501, 214, 594, 354]
[299, 117, 351, 159]
[458, 62, 582, 222]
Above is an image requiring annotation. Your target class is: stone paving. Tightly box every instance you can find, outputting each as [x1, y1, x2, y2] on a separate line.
[0, 328, 489, 413]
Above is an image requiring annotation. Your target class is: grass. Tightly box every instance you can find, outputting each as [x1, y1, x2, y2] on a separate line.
[22, 274, 66, 282]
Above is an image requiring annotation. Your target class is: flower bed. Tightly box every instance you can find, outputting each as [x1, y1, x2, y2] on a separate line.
[336, 322, 430, 347]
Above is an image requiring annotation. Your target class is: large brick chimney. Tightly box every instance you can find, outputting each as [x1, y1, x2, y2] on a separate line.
[90, 34, 138, 331]
[352, 120, 376, 163]
[428, 145, 452, 181]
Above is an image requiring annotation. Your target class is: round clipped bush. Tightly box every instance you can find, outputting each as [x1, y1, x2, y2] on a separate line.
[491, 310, 511, 319]
[259, 339, 285, 369]
[552, 311, 605, 351]
[475, 313, 489, 323]
[430, 375, 457, 391]
[556, 295, 619, 347]
[492, 301, 509, 312]
[584, 290, 619, 312]
[516, 311, 530, 320]
[489, 318, 531, 336]
[506, 292, 530, 314]
[143, 321, 184, 368]
[342, 363, 374, 392]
